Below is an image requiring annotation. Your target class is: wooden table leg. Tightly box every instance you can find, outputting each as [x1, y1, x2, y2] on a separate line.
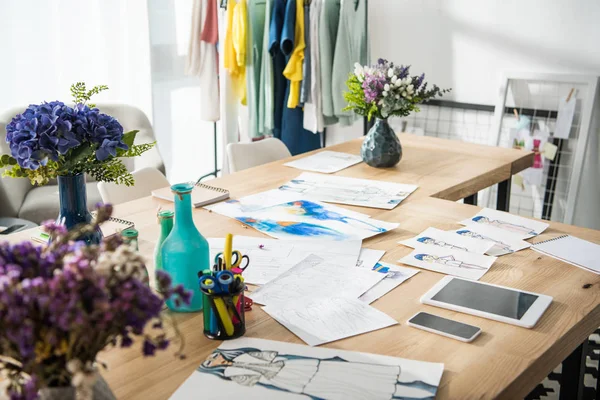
[497, 177, 511, 211]
[464, 193, 478, 206]
[559, 341, 587, 400]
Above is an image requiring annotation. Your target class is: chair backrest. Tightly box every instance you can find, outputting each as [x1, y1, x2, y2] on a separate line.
[226, 138, 292, 173]
[97, 167, 170, 205]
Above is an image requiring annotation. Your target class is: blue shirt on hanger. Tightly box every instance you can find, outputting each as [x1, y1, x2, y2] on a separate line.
[279, 0, 321, 155]
[268, 0, 287, 140]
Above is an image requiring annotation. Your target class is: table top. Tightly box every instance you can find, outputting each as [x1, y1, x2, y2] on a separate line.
[8, 133, 600, 400]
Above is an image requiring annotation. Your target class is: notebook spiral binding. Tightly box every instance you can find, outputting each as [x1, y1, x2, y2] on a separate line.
[533, 234, 569, 246]
[91, 211, 134, 227]
[196, 183, 229, 194]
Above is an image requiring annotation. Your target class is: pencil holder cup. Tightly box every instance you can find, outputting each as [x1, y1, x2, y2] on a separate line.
[201, 285, 246, 340]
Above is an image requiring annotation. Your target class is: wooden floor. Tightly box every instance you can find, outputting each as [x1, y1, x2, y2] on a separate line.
[9, 133, 600, 400]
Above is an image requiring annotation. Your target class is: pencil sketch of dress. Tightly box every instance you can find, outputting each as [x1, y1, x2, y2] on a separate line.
[200, 348, 439, 400]
[416, 237, 468, 252]
[471, 216, 537, 236]
[456, 230, 513, 253]
[414, 254, 486, 270]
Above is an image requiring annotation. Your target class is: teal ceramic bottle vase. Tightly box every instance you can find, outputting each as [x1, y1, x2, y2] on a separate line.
[360, 118, 402, 168]
[57, 173, 103, 245]
[154, 209, 174, 291]
[161, 183, 209, 312]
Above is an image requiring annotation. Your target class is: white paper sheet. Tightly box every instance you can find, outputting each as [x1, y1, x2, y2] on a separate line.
[356, 248, 386, 269]
[398, 244, 497, 280]
[207, 190, 398, 241]
[170, 337, 444, 400]
[279, 172, 418, 209]
[398, 227, 494, 254]
[250, 254, 386, 306]
[459, 207, 549, 239]
[451, 223, 531, 256]
[283, 151, 363, 173]
[207, 237, 362, 285]
[263, 296, 398, 346]
[359, 262, 419, 304]
[554, 95, 576, 139]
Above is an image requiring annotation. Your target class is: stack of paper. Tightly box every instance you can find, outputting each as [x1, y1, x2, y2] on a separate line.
[279, 172, 418, 209]
[283, 150, 363, 173]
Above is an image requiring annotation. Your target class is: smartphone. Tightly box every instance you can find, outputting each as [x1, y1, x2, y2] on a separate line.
[407, 312, 481, 342]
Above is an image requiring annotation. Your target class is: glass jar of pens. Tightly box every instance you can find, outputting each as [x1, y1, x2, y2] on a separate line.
[199, 234, 252, 340]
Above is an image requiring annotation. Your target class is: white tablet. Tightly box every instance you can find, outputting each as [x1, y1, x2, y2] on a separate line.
[420, 276, 552, 328]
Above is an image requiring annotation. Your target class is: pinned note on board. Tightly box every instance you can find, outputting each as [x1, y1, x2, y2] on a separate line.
[554, 89, 576, 139]
[543, 142, 559, 161]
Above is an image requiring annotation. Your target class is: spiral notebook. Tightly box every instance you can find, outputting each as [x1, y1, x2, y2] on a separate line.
[30, 216, 134, 244]
[533, 234, 600, 274]
[152, 183, 230, 207]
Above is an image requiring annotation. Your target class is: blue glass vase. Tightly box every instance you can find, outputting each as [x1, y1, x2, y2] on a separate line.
[161, 183, 209, 312]
[57, 174, 103, 245]
[360, 118, 403, 168]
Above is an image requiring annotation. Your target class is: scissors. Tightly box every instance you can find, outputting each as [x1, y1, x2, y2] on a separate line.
[214, 251, 250, 271]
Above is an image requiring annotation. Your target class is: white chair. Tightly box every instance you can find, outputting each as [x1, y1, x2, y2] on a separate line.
[98, 167, 169, 205]
[226, 138, 292, 173]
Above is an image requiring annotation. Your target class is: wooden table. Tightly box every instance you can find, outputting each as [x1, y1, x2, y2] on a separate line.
[9, 134, 600, 399]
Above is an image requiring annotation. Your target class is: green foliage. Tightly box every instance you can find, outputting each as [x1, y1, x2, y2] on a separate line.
[70, 82, 109, 108]
[117, 130, 139, 156]
[120, 142, 156, 158]
[86, 158, 135, 186]
[343, 74, 381, 121]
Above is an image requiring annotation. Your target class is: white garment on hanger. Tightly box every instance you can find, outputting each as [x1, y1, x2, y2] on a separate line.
[303, 0, 324, 134]
[259, 0, 274, 136]
[186, 0, 205, 75]
[198, 0, 220, 122]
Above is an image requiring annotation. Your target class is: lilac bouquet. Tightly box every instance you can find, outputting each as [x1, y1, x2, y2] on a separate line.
[0, 205, 191, 399]
[0, 83, 154, 186]
[344, 59, 451, 120]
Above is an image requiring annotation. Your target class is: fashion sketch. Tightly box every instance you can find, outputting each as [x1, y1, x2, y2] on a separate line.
[199, 347, 439, 400]
[471, 216, 537, 236]
[414, 254, 486, 270]
[236, 217, 347, 239]
[456, 230, 513, 253]
[416, 236, 468, 252]
[373, 263, 410, 280]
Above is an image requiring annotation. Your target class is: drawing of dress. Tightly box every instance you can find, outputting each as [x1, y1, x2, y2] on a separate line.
[471, 216, 537, 236]
[456, 230, 513, 253]
[415, 254, 486, 271]
[372, 263, 407, 280]
[416, 237, 468, 252]
[200, 349, 438, 400]
[236, 217, 347, 239]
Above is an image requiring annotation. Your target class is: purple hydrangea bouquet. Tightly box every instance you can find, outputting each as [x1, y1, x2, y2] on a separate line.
[344, 59, 451, 168]
[0, 204, 191, 400]
[0, 83, 154, 186]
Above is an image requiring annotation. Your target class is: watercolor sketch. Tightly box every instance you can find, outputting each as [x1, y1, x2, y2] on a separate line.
[456, 229, 513, 254]
[414, 254, 486, 271]
[470, 216, 538, 236]
[198, 348, 439, 400]
[416, 237, 468, 252]
[373, 262, 415, 280]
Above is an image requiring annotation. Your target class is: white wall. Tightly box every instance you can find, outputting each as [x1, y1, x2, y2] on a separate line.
[327, 0, 600, 145]
[0, 0, 152, 120]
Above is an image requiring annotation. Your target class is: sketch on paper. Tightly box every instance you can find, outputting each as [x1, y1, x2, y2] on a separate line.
[399, 244, 497, 280]
[459, 208, 548, 239]
[169, 338, 443, 400]
[356, 248, 386, 269]
[278, 172, 418, 210]
[452, 224, 531, 257]
[398, 227, 494, 255]
[283, 151, 363, 174]
[414, 254, 485, 270]
[456, 230, 513, 255]
[360, 263, 420, 304]
[263, 297, 398, 346]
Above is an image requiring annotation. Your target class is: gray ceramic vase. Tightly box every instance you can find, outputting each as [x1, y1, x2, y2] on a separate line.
[360, 118, 402, 168]
[38, 376, 116, 400]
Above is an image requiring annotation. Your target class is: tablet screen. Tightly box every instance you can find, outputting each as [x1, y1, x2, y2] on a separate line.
[431, 278, 539, 320]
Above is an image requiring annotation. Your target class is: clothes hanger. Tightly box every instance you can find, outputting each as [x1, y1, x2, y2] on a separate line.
[220, 0, 228, 9]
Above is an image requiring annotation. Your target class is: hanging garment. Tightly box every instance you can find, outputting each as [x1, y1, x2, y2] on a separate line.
[319, 0, 341, 126]
[224, 0, 248, 105]
[282, 0, 305, 109]
[268, 0, 287, 140]
[186, 0, 205, 76]
[331, 0, 367, 126]
[299, 2, 311, 105]
[246, 0, 266, 139]
[280, 0, 321, 155]
[198, 0, 220, 121]
[303, 0, 324, 134]
[258, 0, 274, 137]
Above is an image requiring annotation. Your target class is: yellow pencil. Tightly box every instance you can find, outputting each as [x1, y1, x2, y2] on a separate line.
[224, 233, 233, 270]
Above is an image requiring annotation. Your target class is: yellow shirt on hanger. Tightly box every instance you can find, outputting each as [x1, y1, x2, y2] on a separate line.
[224, 0, 247, 105]
[283, 0, 305, 109]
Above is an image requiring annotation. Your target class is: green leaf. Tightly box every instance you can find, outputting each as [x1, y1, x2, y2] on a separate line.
[117, 130, 139, 156]
[60, 143, 94, 172]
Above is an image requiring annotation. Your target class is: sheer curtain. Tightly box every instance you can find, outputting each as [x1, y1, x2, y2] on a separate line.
[0, 0, 152, 119]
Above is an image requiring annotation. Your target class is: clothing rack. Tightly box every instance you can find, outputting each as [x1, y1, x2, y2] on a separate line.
[197, 122, 220, 182]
